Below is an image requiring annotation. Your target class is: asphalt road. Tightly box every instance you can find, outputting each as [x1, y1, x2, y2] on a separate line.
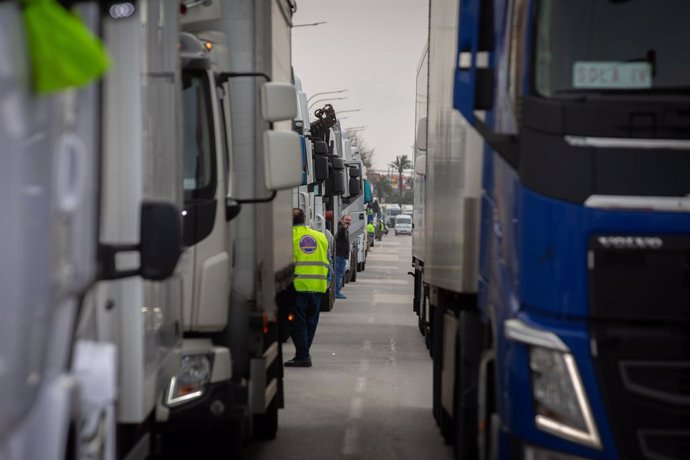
[244, 234, 453, 460]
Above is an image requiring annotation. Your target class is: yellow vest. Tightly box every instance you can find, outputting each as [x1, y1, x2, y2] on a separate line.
[293, 225, 329, 293]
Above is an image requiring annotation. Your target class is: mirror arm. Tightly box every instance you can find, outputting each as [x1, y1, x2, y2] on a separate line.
[231, 190, 277, 204]
[216, 71, 271, 85]
[472, 114, 520, 169]
[97, 243, 141, 280]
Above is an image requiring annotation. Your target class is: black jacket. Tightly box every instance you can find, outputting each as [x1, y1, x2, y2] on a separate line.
[336, 223, 350, 258]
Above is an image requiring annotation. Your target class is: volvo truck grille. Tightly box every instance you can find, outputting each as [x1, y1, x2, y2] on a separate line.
[588, 234, 690, 459]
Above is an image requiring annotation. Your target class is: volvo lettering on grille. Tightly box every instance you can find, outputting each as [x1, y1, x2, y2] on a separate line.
[597, 236, 664, 249]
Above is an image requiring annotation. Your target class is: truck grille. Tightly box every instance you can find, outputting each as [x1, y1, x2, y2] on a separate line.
[588, 234, 690, 321]
[589, 234, 690, 459]
[590, 322, 690, 459]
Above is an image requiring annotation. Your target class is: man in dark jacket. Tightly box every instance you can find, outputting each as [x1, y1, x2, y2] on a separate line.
[335, 214, 351, 299]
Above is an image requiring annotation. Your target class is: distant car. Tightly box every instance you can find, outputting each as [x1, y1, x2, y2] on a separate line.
[394, 214, 412, 235]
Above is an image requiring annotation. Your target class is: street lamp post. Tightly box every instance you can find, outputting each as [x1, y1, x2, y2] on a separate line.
[308, 96, 348, 111]
[344, 125, 367, 132]
[293, 21, 327, 28]
[307, 89, 348, 105]
[337, 109, 362, 115]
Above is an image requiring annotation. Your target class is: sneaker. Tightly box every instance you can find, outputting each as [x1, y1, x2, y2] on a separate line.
[284, 357, 312, 368]
[335, 292, 347, 299]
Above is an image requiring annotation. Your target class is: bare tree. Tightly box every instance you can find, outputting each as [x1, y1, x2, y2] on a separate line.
[345, 130, 374, 170]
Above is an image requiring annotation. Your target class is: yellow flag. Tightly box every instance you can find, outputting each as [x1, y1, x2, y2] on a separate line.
[21, 0, 110, 93]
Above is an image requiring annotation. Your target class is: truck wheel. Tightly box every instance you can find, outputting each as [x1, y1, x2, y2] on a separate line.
[253, 398, 279, 441]
[159, 421, 242, 459]
[350, 265, 357, 282]
[454, 310, 482, 460]
[478, 350, 498, 460]
[320, 289, 334, 312]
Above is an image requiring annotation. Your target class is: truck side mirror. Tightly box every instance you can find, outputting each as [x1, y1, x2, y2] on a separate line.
[325, 158, 346, 196]
[99, 201, 182, 281]
[260, 82, 298, 122]
[349, 166, 361, 178]
[263, 130, 303, 190]
[348, 177, 361, 197]
[314, 155, 329, 182]
[312, 140, 328, 155]
[415, 154, 426, 176]
[416, 117, 427, 152]
[139, 202, 183, 280]
[363, 179, 373, 203]
[456, 0, 495, 123]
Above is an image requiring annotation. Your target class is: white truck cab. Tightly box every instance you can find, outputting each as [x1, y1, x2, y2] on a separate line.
[159, 2, 302, 453]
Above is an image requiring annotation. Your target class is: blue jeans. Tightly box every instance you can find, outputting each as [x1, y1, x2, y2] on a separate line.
[335, 256, 347, 294]
[289, 292, 322, 360]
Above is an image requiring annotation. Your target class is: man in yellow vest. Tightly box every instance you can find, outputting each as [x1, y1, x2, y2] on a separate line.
[286, 208, 330, 367]
[367, 221, 376, 248]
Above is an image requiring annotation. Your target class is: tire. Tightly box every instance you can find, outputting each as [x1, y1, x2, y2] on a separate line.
[350, 264, 357, 282]
[252, 398, 279, 441]
[454, 310, 482, 460]
[478, 351, 498, 460]
[159, 421, 242, 459]
[320, 288, 334, 312]
[431, 302, 444, 425]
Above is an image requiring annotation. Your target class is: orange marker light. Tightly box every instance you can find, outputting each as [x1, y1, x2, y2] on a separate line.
[288, 313, 295, 322]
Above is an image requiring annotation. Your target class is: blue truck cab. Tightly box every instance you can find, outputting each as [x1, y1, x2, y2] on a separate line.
[421, 0, 690, 458]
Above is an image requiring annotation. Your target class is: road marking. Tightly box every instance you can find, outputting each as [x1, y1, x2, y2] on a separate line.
[349, 396, 364, 419]
[354, 279, 408, 285]
[342, 427, 360, 456]
[367, 255, 400, 262]
[354, 376, 367, 393]
[387, 338, 398, 365]
[389, 338, 397, 353]
[362, 340, 372, 351]
[373, 293, 411, 305]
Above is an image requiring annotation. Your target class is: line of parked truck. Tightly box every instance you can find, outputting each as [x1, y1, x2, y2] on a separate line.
[1, 1, 374, 459]
[412, 1, 690, 459]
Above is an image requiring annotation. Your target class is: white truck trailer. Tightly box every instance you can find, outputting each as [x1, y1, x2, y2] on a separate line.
[159, 1, 302, 455]
[339, 131, 368, 280]
[2, 2, 184, 459]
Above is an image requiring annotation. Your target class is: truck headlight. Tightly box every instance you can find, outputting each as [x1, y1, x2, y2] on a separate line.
[505, 319, 601, 449]
[529, 347, 600, 449]
[166, 353, 212, 407]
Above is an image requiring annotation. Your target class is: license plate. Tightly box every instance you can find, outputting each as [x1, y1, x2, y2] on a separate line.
[573, 61, 652, 89]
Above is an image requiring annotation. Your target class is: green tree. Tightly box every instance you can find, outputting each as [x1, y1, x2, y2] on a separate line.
[388, 154, 413, 204]
[370, 173, 394, 203]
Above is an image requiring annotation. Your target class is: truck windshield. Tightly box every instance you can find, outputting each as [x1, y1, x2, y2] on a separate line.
[535, 0, 690, 97]
[182, 71, 215, 200]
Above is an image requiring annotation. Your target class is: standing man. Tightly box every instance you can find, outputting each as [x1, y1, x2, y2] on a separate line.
[335, 214, 351, 299]
[286, 208, 330, 367]
[376, 219, 385, 241]
[366, 221, 376, 247]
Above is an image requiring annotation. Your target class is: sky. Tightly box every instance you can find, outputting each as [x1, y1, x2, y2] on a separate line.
[291, 0, 429, 172]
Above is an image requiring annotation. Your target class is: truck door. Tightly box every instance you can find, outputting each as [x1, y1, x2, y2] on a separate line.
[180, 69, 230, 331]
